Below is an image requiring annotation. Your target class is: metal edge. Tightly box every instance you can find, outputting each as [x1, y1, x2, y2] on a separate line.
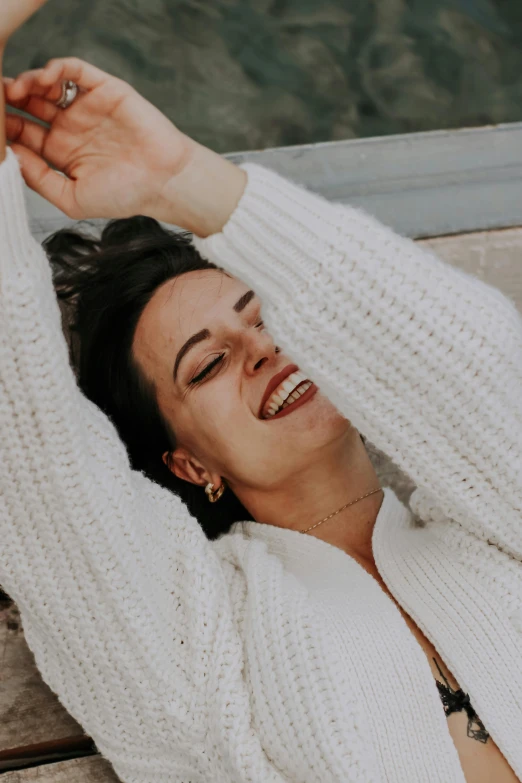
[26, 122, 522, 239]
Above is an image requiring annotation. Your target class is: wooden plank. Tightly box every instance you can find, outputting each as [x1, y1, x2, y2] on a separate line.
[0, 756, 118, 782]
[24, 123, 522, 240]
[420, 226, 522, 311]
[0, 599, 86, 756]
[0, 737, 97, 775]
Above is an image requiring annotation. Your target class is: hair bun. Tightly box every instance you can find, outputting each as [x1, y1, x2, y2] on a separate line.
[100, 216, 167, 248]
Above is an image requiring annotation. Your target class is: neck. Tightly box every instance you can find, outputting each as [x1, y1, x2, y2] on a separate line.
[236, 429, 383, 562]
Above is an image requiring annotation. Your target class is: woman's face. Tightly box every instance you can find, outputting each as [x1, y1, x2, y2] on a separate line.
[132, 269, 349, 493]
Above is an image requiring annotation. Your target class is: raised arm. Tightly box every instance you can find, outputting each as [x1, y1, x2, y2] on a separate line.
[191, 163, 522, 559]
[0, 16, 272, 781]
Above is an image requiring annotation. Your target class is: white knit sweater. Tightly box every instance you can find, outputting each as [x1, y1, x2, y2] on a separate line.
[1, 147, 521, 783]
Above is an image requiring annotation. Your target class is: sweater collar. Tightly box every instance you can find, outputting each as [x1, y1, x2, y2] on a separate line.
[229, 485, 402, 564]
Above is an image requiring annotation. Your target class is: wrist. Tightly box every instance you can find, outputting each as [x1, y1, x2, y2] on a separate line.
[155, 140, 247, 237]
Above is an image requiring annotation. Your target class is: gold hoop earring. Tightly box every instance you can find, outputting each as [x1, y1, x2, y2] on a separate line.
[205, 481, 225, 503]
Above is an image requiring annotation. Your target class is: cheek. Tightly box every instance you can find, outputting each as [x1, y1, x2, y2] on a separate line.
[194, 381, 249, 427]
[177, 384, 252, 457]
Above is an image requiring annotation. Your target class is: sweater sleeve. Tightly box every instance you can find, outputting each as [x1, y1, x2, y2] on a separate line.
[193, 162, 522, 560]
[0, 149, 280, 782]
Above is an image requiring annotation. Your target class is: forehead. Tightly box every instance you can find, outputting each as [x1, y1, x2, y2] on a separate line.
[133, 269, 244, 372]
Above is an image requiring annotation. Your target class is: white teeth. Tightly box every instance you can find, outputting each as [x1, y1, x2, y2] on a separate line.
[281, 380, 296, 395]
[264, 377, 313, 418]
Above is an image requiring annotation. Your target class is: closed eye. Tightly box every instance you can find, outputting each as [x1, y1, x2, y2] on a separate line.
[189, 320, 263, 385]
[190, 353, 225, 384]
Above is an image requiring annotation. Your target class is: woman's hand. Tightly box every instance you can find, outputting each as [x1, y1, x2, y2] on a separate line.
[5, 58, 194, 221]
[5, 57, 247, 234]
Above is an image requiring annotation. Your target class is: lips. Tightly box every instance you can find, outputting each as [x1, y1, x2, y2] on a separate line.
[258, 363, 299, 419]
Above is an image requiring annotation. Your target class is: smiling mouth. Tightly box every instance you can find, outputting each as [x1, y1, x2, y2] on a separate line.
[260, 365, 317, 419]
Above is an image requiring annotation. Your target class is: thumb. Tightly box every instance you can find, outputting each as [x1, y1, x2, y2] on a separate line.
[11, 143, 79, 218]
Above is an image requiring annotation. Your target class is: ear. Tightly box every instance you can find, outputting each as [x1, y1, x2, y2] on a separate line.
[162, 447, 220, 489]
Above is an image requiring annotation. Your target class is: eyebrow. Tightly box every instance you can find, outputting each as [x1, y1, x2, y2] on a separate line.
[233, 289, 255, 313]
[173, 289, 256, 382]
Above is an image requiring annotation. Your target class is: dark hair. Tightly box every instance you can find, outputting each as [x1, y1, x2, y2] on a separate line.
[45, 216, 253, 540]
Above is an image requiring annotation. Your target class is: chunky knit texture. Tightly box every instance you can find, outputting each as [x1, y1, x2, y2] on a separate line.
[1, 147, 521, 782]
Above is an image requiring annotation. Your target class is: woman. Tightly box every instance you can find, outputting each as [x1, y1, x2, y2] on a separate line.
[1, 3, 521, 782]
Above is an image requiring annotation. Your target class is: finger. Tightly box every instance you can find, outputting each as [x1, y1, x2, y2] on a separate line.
[7, 69, 74, 106]
[11, 143, 79, 218]
[43, 57, 110, 90]
[5, 112, 48, 155]
[8, 57, 109, 104]
[6, 68, 64, 104]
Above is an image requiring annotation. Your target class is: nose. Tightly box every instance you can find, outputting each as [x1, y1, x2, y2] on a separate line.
[243, 324, 280, 376]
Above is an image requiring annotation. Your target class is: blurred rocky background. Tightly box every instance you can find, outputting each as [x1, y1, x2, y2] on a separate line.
[4, 0, 522, 154]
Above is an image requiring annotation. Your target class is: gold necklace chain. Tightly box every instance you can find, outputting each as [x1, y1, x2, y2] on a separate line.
[299, 487, 383, 534]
